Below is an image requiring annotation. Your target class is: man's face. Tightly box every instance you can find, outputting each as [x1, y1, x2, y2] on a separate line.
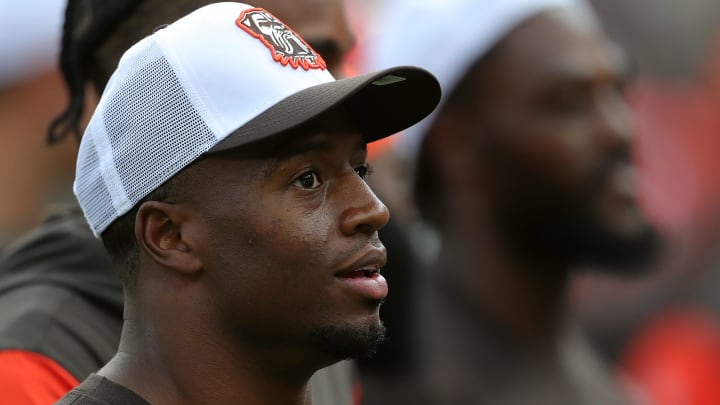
[255, 0, 354, 74]
[457, 8, 658, 269]
[185, 109, 389, 363]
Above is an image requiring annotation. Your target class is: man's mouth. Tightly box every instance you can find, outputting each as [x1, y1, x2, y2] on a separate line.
[337, 267, 381, 279]
[335, 249, 388, 300]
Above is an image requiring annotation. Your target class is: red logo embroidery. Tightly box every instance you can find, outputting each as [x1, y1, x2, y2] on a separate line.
[236, 8, 327, 71]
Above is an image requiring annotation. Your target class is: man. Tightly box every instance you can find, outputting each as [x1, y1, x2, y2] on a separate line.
[51, 3, 439, 404]
[0, 0, 383, 404]
[364, 0, 660, 403]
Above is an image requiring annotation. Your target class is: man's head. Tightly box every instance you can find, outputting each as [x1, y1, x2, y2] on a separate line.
[74, 3, 439, 362]
[372, 0, 659, 271]
[49, 0, 354, 143]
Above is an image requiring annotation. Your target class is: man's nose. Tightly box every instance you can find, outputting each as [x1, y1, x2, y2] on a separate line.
[339, 173, 390, 236]
[594, 87, 634, 152]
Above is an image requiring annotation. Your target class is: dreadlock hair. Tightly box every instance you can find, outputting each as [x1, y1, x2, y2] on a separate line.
[47, 0, 143, 144]
[47, 0, 216, 144]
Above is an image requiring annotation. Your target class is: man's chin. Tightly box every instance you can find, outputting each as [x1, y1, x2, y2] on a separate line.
[310, 320, 387, 360]
[575, 219, 663, 274]
[501, 201, 662, 274]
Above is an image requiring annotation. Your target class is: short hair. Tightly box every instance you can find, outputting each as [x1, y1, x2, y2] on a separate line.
[101, 174, 183, 287]
[47, 0, 143, 144]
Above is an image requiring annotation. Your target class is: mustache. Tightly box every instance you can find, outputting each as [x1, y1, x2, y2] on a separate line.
[585, 140, 633, 192]
[334, 236, 386, 267]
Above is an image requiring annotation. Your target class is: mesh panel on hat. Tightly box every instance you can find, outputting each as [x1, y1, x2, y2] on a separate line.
[75, 137, 116, 231]
[76, 39, 217, 235]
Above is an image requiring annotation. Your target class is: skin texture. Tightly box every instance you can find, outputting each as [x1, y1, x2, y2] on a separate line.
[414, 7, 659, 404]
[99, 108, 389, 405]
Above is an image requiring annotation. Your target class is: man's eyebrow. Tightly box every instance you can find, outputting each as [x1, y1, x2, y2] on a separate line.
[354, 140, 368, 156]
[278, 138, 335, 157]
[260, 136, 366, 179]
[275, 136, 367, 158]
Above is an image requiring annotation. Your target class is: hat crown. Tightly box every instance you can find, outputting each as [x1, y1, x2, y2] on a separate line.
[74, 2, 334, 236]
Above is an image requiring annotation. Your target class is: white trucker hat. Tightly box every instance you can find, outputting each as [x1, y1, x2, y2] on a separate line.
[365, 0, 585, 160]
[74, 2, 441, 237]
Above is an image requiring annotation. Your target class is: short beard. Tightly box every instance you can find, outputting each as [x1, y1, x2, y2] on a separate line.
[571, 214, 662, 274]
[310, 320, 387, 360]
[499, 192, 662, 275]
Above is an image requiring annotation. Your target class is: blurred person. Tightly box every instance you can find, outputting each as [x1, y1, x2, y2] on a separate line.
[53, 3, 439, 403]
[338, 2, 431, 384]
[615, 29, 720, 405]
[0, 0, 385, 404]
[363, 0, 661, 403]
[571, 0, 720, 363]
[0, 0, 77, 247]
[561, 3, 720, 404]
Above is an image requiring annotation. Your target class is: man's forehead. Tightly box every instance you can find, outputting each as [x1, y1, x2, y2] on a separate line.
[270, 113, 366, 155]
[219, 111, 365, 160]
[494, 8, 627, 85]
[256, 0, 354, 59]
[275, 131, 366, 158]
[252, 0, 343, 32]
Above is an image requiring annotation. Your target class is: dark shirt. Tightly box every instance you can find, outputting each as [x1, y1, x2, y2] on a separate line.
[418, 276, 631, 405]
[0, 206, 123, 380]
[55, 373, 150, 405]
[0, 205, 355, 404]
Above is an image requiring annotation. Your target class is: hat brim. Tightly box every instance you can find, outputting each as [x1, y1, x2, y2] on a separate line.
[209, 66, 441, 153]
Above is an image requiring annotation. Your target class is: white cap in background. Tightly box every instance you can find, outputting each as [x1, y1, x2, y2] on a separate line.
[364, 0, 587, 160]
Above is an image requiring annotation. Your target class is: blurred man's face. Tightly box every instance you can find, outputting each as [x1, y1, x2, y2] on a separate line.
[256, 0, 354, 75]
[459, 7, 659, 269]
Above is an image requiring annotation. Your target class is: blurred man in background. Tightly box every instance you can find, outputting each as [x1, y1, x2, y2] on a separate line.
[586, 3, 720, 404]
[362, 0, 660, 403]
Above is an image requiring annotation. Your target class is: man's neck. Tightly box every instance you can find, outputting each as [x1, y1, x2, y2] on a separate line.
[99, 319, 317, 405]
[437, 217, 572, 347]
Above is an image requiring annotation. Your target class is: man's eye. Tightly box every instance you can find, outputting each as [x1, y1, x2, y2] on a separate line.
[354, 164, 371, 180]
[293, 171, 321, 189]
[544, 86, 591, 115]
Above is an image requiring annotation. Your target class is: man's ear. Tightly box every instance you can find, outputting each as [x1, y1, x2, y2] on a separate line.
[135, 201, 202, 275]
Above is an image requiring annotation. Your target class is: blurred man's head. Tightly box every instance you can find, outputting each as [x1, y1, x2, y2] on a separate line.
[372, 0, 659, 271]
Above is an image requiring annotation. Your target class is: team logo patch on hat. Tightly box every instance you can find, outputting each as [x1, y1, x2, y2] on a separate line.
[236, 8, 326, 71]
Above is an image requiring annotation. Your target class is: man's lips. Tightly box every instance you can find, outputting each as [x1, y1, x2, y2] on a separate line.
[335, 248, 388, 301]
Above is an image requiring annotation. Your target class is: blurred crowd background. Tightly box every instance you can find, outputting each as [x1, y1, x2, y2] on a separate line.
[3, 0, 720, 404]
[348, 1, 720, 403]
